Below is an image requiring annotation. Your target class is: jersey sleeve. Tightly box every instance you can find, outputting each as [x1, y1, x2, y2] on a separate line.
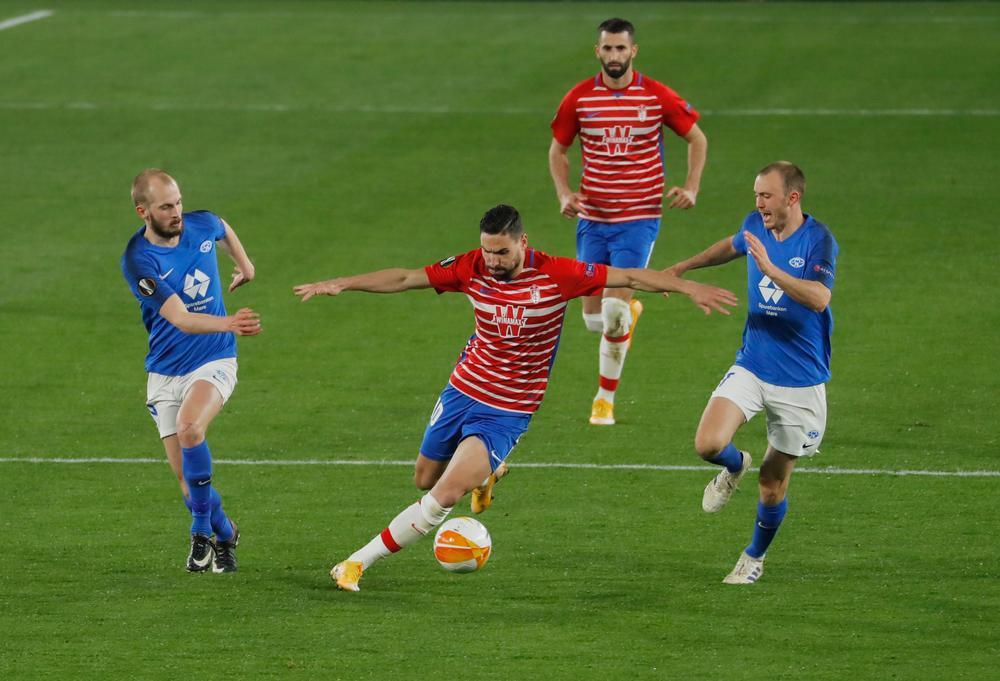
[804, 232, 838, 290]
[544, 256, 608, 300]
[122, 249, 176, 310]
[550, 87, 581, 147]
[648, 78, 699, 137]
[424, 251, 476, 294]
[186, 210, 226, 240]
[731, 213, 757, 255]
[211, 212, 226, 240]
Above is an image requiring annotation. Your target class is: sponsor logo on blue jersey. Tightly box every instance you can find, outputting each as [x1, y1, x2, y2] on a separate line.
[757, 276, 785, 304]
[183, 269, 211, 299]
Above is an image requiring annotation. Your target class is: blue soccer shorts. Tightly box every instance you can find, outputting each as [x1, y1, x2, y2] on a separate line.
[576, 217, 661, 269]
[420, 384, 532, 472]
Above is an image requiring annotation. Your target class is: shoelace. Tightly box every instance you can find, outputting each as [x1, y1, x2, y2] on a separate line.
[714, 470, 739, 493]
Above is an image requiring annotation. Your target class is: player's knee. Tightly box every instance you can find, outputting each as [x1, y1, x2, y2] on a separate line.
[434, 486, 465, 509]
[694, 430, 727, 460]
[429, 477, 474, 509]
[582, 312, 603, 333]
[602, 298, 631, 337]
[176, 420, 206, 449]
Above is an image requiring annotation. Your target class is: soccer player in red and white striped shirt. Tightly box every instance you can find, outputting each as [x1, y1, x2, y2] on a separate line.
[549, 18, 709, 427]
[293, 204, 736, 592]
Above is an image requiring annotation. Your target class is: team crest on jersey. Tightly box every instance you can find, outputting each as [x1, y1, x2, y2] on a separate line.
[529, 285, 541, 304]
[200, 240, 213, 253]
[493, 304, 526, 338]
[138, 277, 156, 297]
[584, 263, 596, 278]
[789, 257, 805, 268]
[602, 125, 634, 155]
[439, 256, 456, 268]
[637, 105, 647, 122]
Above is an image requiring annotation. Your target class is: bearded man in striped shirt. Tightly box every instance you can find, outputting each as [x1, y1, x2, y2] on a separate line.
[293, 204, 735, 592]
[549, 18, 709, 426]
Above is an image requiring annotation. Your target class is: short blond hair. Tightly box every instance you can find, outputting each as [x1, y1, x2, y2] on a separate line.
[758, 161, 805, 198]
[131, 168, 176, 206]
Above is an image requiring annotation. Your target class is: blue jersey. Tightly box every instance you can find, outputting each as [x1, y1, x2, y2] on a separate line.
[731, 212, 838, 387]
[121, 210, 236, 375]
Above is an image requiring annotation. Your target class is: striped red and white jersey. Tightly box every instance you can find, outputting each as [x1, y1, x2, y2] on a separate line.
[424, 248, 608, 413]
[551, 72, 699, 224]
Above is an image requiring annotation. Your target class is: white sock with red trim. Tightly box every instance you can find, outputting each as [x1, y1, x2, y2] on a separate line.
[347, 492, 452, 569]
[595, 298, 633, 404]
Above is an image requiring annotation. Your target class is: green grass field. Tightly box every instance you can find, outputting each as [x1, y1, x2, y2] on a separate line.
[1, 1, 998, 679]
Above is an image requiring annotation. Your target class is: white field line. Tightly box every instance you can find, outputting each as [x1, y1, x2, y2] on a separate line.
[0, 9, 52, 31]
[100, 11, 1000, 24]
[0, 100, 996, 118]
[704, 108, 1000, 117]
[1, 456, 998, 478]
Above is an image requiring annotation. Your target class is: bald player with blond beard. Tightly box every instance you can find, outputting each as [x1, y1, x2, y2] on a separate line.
[120, 169, 261, 574]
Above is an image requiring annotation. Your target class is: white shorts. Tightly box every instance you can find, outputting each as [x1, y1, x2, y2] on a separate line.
[711, 365, 827, 457]
[145, 358, 238, 438]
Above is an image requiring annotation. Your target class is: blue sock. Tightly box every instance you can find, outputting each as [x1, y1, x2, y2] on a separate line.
[708, 443, 744, 473]
[182, 488, 234, 542]
[182, 440, 213, 537]
[210, 488, 234, 542]
[746, 498, 788, 559]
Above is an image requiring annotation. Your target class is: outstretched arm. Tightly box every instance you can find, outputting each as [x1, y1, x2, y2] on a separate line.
[217, 219, 256, 292]
[605, 267, 738, 315]
[666, 235, 742, 276]
[159, 295, 261, 335]
[293, 268, 431, 302]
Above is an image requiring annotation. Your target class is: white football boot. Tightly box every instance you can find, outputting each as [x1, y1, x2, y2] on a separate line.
[702, 450, 752, 512]
[723, 551, 765, 584]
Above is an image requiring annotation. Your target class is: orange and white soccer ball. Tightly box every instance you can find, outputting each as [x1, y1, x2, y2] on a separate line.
[433, 517, 492, 573]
